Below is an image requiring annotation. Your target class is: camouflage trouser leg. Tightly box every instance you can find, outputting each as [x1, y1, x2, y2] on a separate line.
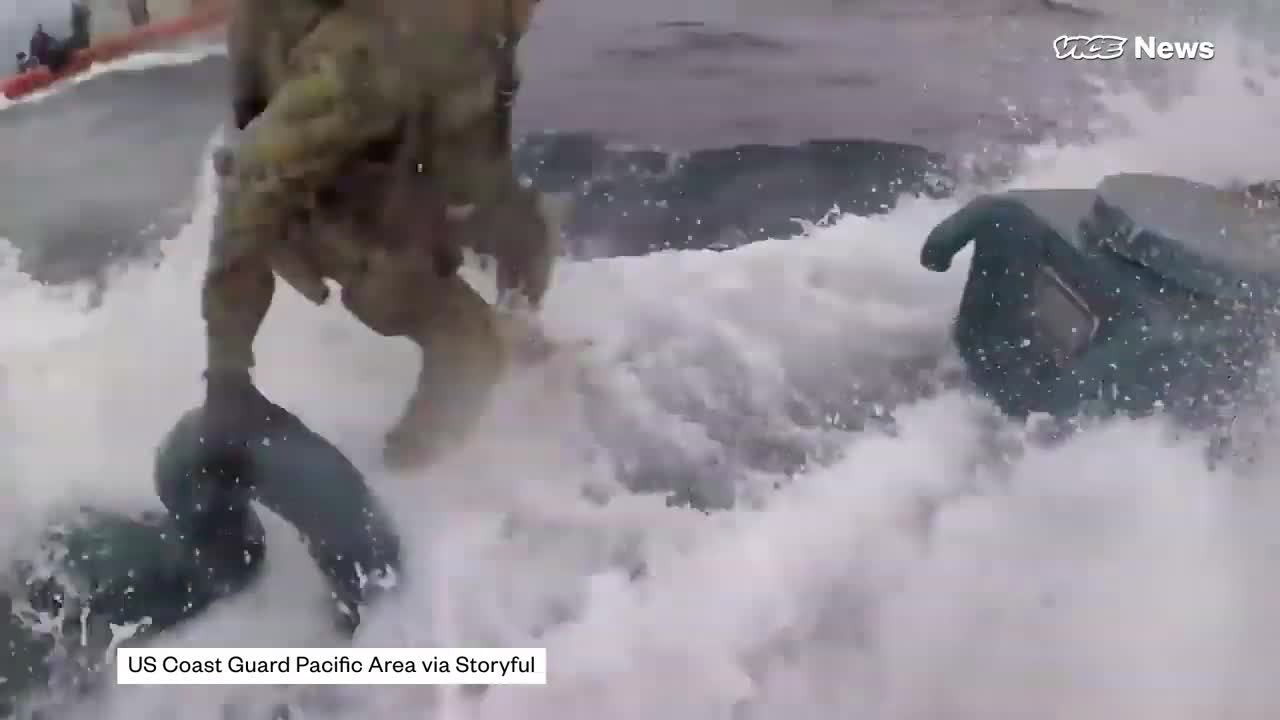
[203, 174, 279, 376]
[343, 270, 507, 469]
[386, 277, 507, 469]
[204, 49, 400, 376]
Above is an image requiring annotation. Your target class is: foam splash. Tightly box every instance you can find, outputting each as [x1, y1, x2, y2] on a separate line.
[1, 25, 1279, 720]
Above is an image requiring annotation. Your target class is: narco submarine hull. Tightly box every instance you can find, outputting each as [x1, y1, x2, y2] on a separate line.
[922, 173, 1280, 426]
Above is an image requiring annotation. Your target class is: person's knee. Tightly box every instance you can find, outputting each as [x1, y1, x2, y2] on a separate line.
[411, 291, 509, 407]
[385, 314, 506, 468]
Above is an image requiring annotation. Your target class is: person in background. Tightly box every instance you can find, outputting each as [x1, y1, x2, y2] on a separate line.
[27, 24, 53, 67]
[69, 1, 92, 49]
[14, 52, 37, 73]
[127, 0, 151, 27]
[25, 3, 91, 76]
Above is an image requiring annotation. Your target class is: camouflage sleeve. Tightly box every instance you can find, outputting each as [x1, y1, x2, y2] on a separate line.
[431, 23, 561, 307]
[225, 8, 405, 236]
[391, 14, 519, 211]
[204, 28, 402, 377]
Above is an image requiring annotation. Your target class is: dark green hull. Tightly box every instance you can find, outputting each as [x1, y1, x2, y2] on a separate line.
[1, 506, 265, 715]
[154, 405, 402, 627]
[2, 398, 402, 715]
[922, 174, 1280, 423]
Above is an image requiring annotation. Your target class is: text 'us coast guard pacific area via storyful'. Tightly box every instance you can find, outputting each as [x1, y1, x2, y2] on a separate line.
[117, 648, 548, 685]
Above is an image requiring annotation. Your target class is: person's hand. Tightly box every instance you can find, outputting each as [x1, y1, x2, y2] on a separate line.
[494, 191, 570, 309]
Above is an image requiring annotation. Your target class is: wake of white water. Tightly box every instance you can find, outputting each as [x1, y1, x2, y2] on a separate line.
[1, 29, 1280, 720]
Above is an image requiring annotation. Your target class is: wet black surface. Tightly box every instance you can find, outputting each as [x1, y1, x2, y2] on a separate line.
[519, 131, 953, 258]
[0, 54, 955, 285]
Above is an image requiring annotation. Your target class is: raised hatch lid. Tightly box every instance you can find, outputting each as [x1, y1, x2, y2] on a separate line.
[1089, 172, 1280, 299]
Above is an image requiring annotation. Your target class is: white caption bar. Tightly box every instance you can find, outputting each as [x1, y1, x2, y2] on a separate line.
[117, 647, 547, 685]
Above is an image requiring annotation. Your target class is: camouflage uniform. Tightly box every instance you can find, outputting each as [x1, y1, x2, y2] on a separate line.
[207, 0, 559, 467]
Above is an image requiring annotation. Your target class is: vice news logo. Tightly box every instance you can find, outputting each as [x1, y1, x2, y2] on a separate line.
[1054, 35, 1215, 61]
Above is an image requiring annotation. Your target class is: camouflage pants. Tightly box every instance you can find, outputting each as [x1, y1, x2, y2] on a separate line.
[204, 7, 562, 467]
[334, 234, 509, 468]
[210, 180, 508, 471]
